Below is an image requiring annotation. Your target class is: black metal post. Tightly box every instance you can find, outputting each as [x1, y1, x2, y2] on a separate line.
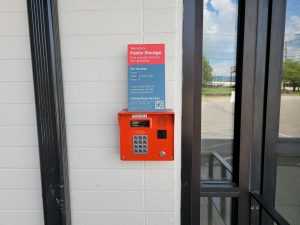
[26, 1, 71, 225]
[262, 0, 287, 207]
[181, 0, 203, 224]
[236, 0, 260, 224]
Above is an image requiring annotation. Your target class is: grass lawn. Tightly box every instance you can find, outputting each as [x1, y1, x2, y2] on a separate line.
[202, 87, 234, 96]
[202, 87, 300, 96]
[281, 90, 300, 96]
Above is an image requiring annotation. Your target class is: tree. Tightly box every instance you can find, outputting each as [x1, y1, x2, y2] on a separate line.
[283, 59, 300, 92]
[203, 57, 213, 85]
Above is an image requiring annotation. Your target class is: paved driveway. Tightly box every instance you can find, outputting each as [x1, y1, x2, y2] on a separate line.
[201, 95, 300, 138]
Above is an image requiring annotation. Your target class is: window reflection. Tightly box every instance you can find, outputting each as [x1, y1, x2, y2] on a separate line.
[201, 0, 239, 181]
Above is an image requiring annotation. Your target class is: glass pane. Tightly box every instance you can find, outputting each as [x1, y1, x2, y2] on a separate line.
[201, 0, 239, 180]
[279, 0, 300, 137]
[275, 155, 300, 225]
[201, 197, 233, 225]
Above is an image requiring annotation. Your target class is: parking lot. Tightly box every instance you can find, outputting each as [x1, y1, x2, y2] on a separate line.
[202, 95, 300, 138]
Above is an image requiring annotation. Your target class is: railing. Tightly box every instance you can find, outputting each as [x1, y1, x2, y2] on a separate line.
[250, 192, 290, 225]
[202, 152, 291, 225]
[201, 151, 233, 181]
[202, 152, 233, 225]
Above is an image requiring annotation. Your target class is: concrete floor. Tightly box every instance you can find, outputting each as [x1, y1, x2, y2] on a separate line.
[279, 95, 300, 137]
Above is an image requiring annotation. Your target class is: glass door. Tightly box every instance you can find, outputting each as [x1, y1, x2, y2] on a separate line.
[181, 0, 300, 224]
[201, 0, 240, 224]
[181, 0, 264, 225]
[261, 0, 300, 225]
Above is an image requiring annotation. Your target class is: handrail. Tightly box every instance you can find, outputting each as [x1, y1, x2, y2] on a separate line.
[212, 152, 233, 174]
[202, 151, 233, 175]
[202, 152, 234, 225]
[202, 152, 290, 225]
[250, 192, 290, 225]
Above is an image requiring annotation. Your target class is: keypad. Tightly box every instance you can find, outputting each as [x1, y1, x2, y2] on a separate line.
[133, 135, 148, 154]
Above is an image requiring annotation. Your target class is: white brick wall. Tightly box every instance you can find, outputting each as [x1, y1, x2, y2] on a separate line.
[58, 0, 182, 225]
[0, 1, 44, 225]
[0, 0, 183, 224]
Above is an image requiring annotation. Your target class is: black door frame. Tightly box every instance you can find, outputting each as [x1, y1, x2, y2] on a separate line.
[181, 0, 272, 224]
[181, 0, 202, 224]
[262, 0, 287, 209]
[263, 0, 300, 214]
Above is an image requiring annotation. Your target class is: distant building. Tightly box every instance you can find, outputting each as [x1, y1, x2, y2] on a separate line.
[209, 75, 236, 86]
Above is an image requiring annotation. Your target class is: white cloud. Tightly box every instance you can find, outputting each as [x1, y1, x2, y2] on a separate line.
[285, 15, 300, 42]
[203, 0, 238, 75]
[284, 13, 300, 60]
[204, 0, 237, 35]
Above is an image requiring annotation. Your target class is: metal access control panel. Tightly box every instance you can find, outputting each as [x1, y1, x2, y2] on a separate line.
[118, 110, 174, 161]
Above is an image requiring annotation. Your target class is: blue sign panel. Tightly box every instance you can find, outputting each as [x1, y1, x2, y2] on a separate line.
[128, 44, 165, 112]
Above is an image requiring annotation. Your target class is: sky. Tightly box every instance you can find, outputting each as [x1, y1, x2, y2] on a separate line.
[285, 0, 300, 60]
[203, 0, 300, 77]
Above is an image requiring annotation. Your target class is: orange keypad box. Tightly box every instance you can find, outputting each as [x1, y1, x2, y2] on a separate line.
[118, 110, 174, 161]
